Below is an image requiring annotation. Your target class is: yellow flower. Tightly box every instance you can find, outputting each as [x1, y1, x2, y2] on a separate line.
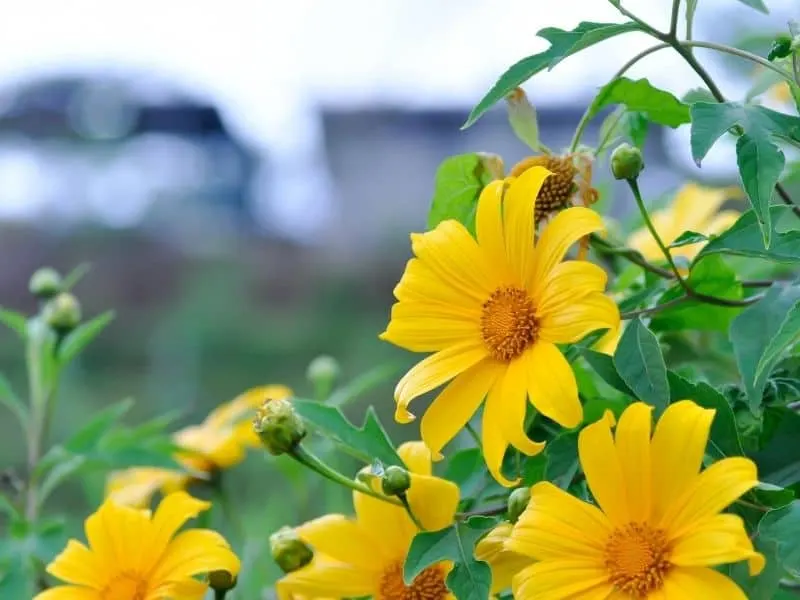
[474, 522, 533, 595]
[381, 167, 619, 485]
[507, 401, 764, 599]
[107, 385, 292, 507]
[627, 183, 739, 263]
[276, 441, 460, 599]
[35, 491, 240, 600]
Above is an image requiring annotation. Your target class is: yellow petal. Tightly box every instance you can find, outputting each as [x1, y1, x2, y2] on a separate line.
[504, 167, 550, 282]
[84, 498, 150, 575]
[352, 489, 415, 558]
[481, 376, 519, 487]
[46, 540, 104, 589]
[651, 400, 715, 523]
[278, 556, 375, 597]
[661, 566, 748, 599]
[476, 179, 512, 280]
[512, 560, 613, 600]
[406, 472, 460, 532]
[507, 482, 611, 561]
[534, 260, 608, 313]
[538, 292, 620, 345]
[420, 359, 498, 459]
[529, 206, 604, 291]
[498, 357, 547, 456]
[105, 467, 186, 509]
[578, 412, 628, 526]
[673, 184, 731, 233]
[151, 529, 240, 583]
[394, 341, 488, 424]
[410, 220, 497, 303]
[392, 258, 483, 310]
[380, 300, 481, 352]
[615, 402, 652, 522]
[146, 492, 211, 566]
[33, 587, 99, 600]
[207, 384, 292, 427]
[398, 441, 433, 476]
[295, 514, 387, 570]
[162, 578, 209, 600]
[475, 523, 533, 594]
[670, 514, 764, 575]
[522, 342, 582, 429]
[661, 457, 758, 538]
[627, 215, 671, 262]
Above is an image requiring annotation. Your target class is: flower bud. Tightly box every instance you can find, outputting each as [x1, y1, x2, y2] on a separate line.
[270, 526, 314, 573]
[768, 35, 793, 61]
[381, 465, 411, 496]
[29, 268, 62, 299]
[610, 143, 644, 181]
[44, 292, 82, 333]
[253, 398, 306, 455]
[306, 355, 340, 391]
[208, 570, 237, 594]
[507, 487, 531, 524]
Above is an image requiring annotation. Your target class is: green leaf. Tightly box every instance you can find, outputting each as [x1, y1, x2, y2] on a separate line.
[759, 500, 800, 578]
[64, 398, 134, 454]
[698, 206, 800, 263]
[327, 363, 401, 408]
[690, 102, 800, 246]
[668, 230, 708, 248]
[587, 78, 691, 127]
[37, 455, 88, 508]
[753, 407, 800, 487]
[682, 87, 716, 104]
[728, 540, 783, 600]
[730, 284, 800, 411]
[0, 308, 27, 339]
[754, 482, 795, 509]
[0, 373, 27, 428]
[623, 111, 649, 148]
[444, 448, 487, 499]
[506, 89, 539, 150]
[58, 311, 115, 365]
[464, 22, 641, 127]
[613, 318, 670, 413]
[666, 371, 743, 458]
[581, 350, 635, 397]
[544, 432, 580, 489]
[404, 516, 496, 599]
[427, 154, 497, 235]
[293, 400, 401, 466]
[735, 0, 768, 13]
[61, 262, 91, 291]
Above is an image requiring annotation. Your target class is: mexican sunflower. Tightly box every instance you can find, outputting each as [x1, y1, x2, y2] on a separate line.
[276, 442, 459, 599]
[507, 401, 764, 599]
[107, 384, 292, 507]
[35, 491, 240, 600]
[474, 522, 533, 594]
[381, 166, 619, 485]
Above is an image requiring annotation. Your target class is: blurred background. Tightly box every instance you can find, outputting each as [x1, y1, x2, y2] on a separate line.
[0, 0, 798, 594]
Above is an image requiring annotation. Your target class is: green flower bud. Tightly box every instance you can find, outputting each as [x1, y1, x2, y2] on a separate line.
[306, 355, 340, 390]
[610, 143, 644, 181]
[208, 570, 237, 594]
[381, 465, 412, 496]
[44, 292, 82, 333]
[768, 35, 793, 61]
[29, 268, 62, 299]
[270, 526, 314, 573]
[253, 398, 306, 455]
[507, 487, 531, 524]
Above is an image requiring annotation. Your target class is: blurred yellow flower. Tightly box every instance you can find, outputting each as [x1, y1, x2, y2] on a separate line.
[107, 384, 291, 507]
[35, 491, 240, 600]
[627, 183, 739, 263]
[507, 401, 764, 599]
[382, 167, 619, 485]
[277, 442, 459, 599]
[474, 522, 533, 594]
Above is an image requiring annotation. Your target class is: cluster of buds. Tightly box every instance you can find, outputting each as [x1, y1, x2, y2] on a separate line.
[29, 267, 82, 336]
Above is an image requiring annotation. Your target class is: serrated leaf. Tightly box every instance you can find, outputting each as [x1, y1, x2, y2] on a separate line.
[690, 102, 800, 246]
[58, 311, 115, 365]
[427, 154, 497, 235]
[754, 407, 800, 487]
[613, 318, 670, 413]
[730, 284, 800, 411]
[698, 206, 800, 263]
[588, 78, 690, 127]
[464, 22, 641, 127]
[759, 501, 800, 578]
[293, 400, 400, 466]
[0, 373, 27, 428]
[0, 308, 27, 339]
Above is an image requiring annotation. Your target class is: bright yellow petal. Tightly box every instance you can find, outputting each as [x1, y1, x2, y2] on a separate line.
[278, 556, 375, 597]
[522, 342, 582, 429]
[512, 560, 613, 600]
[661, 566, 748, 599]
[670, 514, 764, 575]
[504, 167, 550, 281]
[507, 482, 611, 561]
[661, 457, 758, 538]
[161, 578, 209, 600]
[538, 292, 620, 345]
[534, 260, 608, 313]
[145, 491, 211, 569]
[352, 489, 415, 558]
[651, 400, 715, 523]
[420, 359, 498, 458]
[46, 540, 104, 589]
[499, 356, 547, 456]
[295, 514, 386, 571]
[84, 498, 150, 575]
[481, 376, 519, 487]
[394, 341, 488, 424]
[392, 258, 483, 309]
[529, 206, 604, 291]
[476, 179, 512, 280]
[615, 402, 652, 522]
[151, 529, 240, 583]
[106, 468, 186, 509]
[380, 300, 481, 352]
[33, 587, 100, 600]
[475, 523, 533, 594]
[398, 441, 432, 476]
[410, 220, 497, 303]
[406, 472, 460, 532]
[578, 412, 628, 526]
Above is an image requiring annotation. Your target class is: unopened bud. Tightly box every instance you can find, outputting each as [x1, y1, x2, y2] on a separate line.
[253, 398, 306, 455]
[208, 570, 237, 593]
[44, 292, 82, 333]
[306, 355, 340, 391]
[507, 487, 531, 524]
[270, 527, 314, 573]
[29, 268, 62, 299]
[381, 465, 411, 496]
[610, 143, 644, 181]
[768, 35, 793, 61]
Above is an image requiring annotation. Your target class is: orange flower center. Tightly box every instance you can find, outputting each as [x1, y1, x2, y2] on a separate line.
[101, 572, 147, 600]
[480, 286, 539, 362]
[377, 561, 449, 600]
[604, 523, 672, 597]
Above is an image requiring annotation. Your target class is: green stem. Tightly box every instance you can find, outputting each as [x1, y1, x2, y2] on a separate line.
[214, 590, 227, 600]
[669, 0, 681, 38]
[620, 296, 691, 320]
[289, 445, 402, 507]
[679, 40, 794, 84]
[456, 503, 507, 520]
[398, 493, 425, 530]
[24, 319, 49, 521]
